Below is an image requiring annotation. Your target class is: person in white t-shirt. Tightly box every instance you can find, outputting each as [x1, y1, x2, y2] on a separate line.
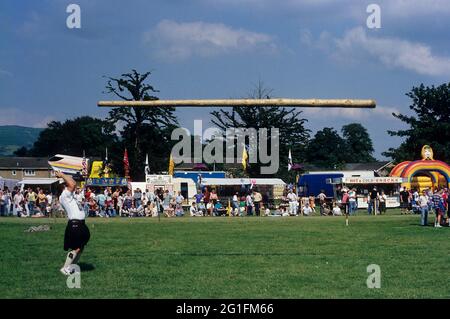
[287, 190, 299, 216]
[302, 203, 313, 216]
[418, 190, 429, 226]
[56, 171, 91, 276]
[332, 203, 342, 216]
[13, 192, 24, 216]
[190, 202, 198, 217]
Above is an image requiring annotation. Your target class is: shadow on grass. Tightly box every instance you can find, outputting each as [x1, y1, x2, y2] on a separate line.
[78, 263, 95, 272]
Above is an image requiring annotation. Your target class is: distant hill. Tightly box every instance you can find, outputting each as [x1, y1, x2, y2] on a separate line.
[0, 125, 43, 156]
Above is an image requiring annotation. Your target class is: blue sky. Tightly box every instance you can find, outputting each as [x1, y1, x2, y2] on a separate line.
[1, 0, 449, 159]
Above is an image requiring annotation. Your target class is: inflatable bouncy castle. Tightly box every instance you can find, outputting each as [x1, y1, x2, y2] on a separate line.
[390, 145, 450, 192]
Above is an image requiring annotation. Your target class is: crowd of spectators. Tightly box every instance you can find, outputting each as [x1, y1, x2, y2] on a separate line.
[0, 186, 63, 217]
[2, 183, 449, 226]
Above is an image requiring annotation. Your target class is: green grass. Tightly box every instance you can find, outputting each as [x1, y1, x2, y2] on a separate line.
[1, 210, 449, 299]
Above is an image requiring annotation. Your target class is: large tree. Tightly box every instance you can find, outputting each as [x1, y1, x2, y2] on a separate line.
[16, 116, 117, 158]
[304, 127, 347, 169]
[104, 69, 178, 179]
[383, 83, 450, 162]
[210, 81, 310, 179]
[342, 123, 376, 162]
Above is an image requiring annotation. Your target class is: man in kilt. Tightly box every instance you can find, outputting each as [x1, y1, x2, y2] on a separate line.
[55, 171, 91, 275]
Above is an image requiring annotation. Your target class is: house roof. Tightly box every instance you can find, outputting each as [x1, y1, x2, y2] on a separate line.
[0, 157, 51, 169]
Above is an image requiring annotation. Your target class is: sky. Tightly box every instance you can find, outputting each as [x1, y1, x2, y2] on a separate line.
[1, 0, 449, 159]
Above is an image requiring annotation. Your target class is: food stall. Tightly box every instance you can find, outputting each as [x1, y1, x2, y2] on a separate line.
[327, 176, 406, 208]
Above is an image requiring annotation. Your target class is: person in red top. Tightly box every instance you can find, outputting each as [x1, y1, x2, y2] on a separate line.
[203, 188, 210, 204]
[341, 190, 349, 215]
[85, 187, 92, 201]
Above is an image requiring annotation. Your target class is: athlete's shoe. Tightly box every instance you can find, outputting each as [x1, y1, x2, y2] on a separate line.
[60, 266, 74, 276]
[435, 224, 443, 228]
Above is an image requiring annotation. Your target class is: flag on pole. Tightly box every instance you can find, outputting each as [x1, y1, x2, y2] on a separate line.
[288, 149, 293, 171]
[168, 153, 175, 175]
[81, 150, 88, 177]
[144, 153, 150, 176]
[242, 145, 248, 171]
[123, 148, 130, 179]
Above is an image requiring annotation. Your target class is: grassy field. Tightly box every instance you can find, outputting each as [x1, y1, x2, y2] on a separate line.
[1, 210, 449, 299]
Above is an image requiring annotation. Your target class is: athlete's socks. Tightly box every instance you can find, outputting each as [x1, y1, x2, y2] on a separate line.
[72, 249, 83, 265]
[63, 250, 78, 268]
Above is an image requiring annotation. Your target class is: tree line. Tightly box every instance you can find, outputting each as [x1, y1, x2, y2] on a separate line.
[14, 70, 450, 180]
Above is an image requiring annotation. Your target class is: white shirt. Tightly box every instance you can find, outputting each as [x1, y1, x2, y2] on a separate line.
[190, 206, 197, 216]
[74, 192, 84, 204]
[287, 192, 298, 202]
[59, 189, 85, 220]
[14, 193, 24, 206]
[246, 195, 253, 206]
[303, 206, 313, 215]
[332, 206, 342, 216]
[418, 195, 428, 207]
[46, 194, 53, 205]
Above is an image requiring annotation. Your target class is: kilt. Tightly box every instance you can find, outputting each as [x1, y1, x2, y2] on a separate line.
[64, 219, 90, 251]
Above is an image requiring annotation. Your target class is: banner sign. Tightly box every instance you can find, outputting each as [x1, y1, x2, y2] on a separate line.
[146, 175, 172, 184]
[86, 177, 128, 187]
[340, 177, 406, 184]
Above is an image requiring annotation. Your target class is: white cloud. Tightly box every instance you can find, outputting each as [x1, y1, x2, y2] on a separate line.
[303, 27, 450, 77]
[144, 20, 276, 60]
[302, 105, 401, 121]
[0, 108, 54, 128]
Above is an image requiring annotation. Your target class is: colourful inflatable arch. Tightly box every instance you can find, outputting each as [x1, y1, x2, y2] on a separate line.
[390, 146, 450, 191]
[389, 161, 411, 177]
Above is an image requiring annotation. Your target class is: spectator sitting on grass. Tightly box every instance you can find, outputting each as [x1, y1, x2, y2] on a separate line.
[105, 195, 115, 217]
[129, 201, 145, 217]
[175, 204, 184, 217]
[206, 200, 214, 216]
[17, 200, 27, 217]
[302, 203, 313, 216]
[332, 202, 342, 216]
[321, 203, 331, 216]
[214, 200, 225, 216]
[147, 202, 158, 217]
[197, 199, 206, 215]
[150, 202, 159, 217]
[133, 188, 142, 208]
[190, 202, 199, 217]
[276, 206, 289, 216]
[88, 197, 98, 217]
